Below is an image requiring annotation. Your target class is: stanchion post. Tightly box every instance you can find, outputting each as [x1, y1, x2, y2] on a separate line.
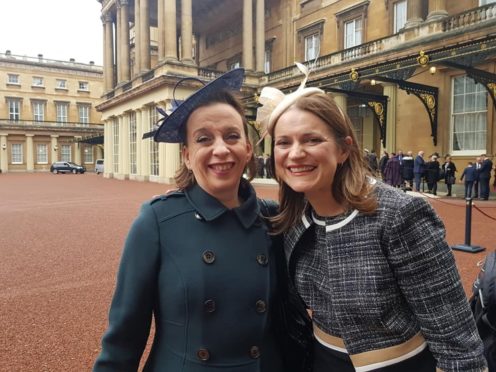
[451, 198, 485, 253]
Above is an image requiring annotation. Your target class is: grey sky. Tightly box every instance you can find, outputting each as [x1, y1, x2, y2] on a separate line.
[0, 0, 103, 65]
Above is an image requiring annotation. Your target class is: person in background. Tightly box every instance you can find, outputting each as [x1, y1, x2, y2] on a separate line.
[257, 154, 265, 178]
[442, 155, 457, 197]
[460, 162, 476, 199]
[479, 154, 493, 200]
[379, 150, 389, 180]
[425, 154, 440, 195]
[368, 149, 379, 176]
[93, 69, 289, 372]
[414, 150, 425, 192]
[383, 152, 402, 188]
[473, 156, 482, 199]
[256, 67, 487, 371]
[400, 150, 414, 190]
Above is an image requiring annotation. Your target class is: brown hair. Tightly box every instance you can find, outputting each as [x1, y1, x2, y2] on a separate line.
[174, 89, 257, 189]
[270, 93, 377, 234]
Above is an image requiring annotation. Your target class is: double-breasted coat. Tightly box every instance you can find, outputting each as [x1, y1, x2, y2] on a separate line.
[93, 181, 284, 372]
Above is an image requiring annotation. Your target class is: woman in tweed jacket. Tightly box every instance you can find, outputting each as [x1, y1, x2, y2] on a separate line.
[256, 77, 487, 371]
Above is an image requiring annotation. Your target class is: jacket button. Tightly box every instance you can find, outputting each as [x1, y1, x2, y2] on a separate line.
[249, 346, 260, 359]
[204, 299, 216, 313]
[256, 254, 268, 266]
[255, 300, 266, 313]
[197, 348, 210, 361]
[202, 250, 215, 264]
[195, 212, 203, 220]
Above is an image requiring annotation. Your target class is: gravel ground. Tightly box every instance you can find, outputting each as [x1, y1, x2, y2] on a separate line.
[0, 173, 494, 372]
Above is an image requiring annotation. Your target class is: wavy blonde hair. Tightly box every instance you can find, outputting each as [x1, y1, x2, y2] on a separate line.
[270, 93, 377, 234]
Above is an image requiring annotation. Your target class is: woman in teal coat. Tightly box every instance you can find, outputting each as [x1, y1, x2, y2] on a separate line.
[93, 69, 289, 372]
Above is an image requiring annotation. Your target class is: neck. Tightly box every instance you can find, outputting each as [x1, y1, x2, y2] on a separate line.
[306, 191, 346, 217]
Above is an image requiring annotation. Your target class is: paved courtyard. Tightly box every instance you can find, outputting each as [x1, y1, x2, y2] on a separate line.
[0, 173, 494, 371]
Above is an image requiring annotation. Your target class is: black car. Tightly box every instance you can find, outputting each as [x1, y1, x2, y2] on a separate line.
[50, 161, 86, 174]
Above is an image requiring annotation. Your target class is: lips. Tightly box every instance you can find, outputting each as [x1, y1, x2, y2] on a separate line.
[288, 165, 316, 173]
[209, 162, 234, 172]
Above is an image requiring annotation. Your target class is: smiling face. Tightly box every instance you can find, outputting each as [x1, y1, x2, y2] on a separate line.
[182, 103, 253, 208]
[273, 106, 348, 210]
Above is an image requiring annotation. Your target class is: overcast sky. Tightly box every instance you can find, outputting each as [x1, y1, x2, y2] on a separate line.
[0, 0, 103, 65]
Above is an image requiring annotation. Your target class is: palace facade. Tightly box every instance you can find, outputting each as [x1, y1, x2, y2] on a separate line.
[97, 0, 496, 182]
[0, 52, 104, 173]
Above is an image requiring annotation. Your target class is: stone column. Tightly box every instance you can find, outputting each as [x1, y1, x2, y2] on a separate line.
[256, 0, 265, 72]
[140, 0, 150, 71]
[74, 140, 82, 165]
[332, 93, 347, 113]
[383, 83, 397, 153]
[165, 143, 181, 182]
[135, 110, 143, 177]
[102, 13, 114, 91]
[120, 0, 131, 81]
[104, 120, 113, 178]
[26, 134, 34, 172]
[96, 145, 103, 161]
[405, 0, 423, 29]
[134, 0, 141, 74]
[181, 0, 193, 62]
[158, 0, 165, 61]
[243, 0, 254, 70]
[0, 134, 8, 173]
[263, 137, 271, 156]
[427, 0, 448, 21]
[165, 0, 177, 60]
[116, 2, 122, 82]
[119, 114, 130, 178]
[51, 135, 59, 163]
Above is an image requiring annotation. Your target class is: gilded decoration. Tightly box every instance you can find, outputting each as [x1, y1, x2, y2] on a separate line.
[416, 51, 430, 67]
[350, 68, 360, 82]
[419, 93, 436, 122]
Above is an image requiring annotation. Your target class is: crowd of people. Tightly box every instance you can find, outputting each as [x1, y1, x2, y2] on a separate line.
[366, 149, 495, 199]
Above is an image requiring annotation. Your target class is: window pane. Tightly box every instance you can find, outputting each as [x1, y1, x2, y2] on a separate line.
[129, 112, 137, 175]
[12, 144, 23, 163]
[37, 144, 48, 163]
[84, 146, 94, 163]
[113, 119, 119, 173]
[61, 145, 72, 162]
[394, 0, 407, 33]
[150, 107, 159, 176]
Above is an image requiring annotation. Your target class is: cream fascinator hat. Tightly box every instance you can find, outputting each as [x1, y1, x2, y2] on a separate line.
[256, 62, 324, 142]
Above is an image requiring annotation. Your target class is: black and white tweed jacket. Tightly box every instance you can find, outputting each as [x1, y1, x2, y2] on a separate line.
[284, 181, 486, 372]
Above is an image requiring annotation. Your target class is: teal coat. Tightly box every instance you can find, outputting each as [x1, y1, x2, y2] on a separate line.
[93, 181, 284, 372]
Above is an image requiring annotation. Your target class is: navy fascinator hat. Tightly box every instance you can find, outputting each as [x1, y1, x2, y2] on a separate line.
[142, 68, 245, 143]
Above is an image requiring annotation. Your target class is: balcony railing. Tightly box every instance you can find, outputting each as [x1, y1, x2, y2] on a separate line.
[444, 3, 496, 32]
[0, 119, 104, 130]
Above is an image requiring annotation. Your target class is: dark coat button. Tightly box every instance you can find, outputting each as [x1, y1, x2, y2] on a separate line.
[256, 254, 268, 266]
[204, 299, 216, 313]
[195, 212, 203, 220]
[197, 348, 210, 361]
[249, 346, 260, 359]
[255, 300, 266, 313]
[202, 250, 215, 264]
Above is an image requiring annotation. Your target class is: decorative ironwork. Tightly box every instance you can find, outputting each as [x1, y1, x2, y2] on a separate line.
[416, 50, 430, 67]
[350, 68, 360, 82]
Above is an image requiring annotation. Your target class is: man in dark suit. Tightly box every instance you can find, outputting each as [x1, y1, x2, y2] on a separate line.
[460, 162, 476, 199]
[473, 157, 482, 198]
[479, 154, 493, 200]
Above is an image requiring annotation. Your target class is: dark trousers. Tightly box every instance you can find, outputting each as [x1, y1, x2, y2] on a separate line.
[465, 181, 474, 199]
[414, 173, 422, 191]
[427, 181, 437, 195]
[473, 180, 480, 198]
[480, 177, 490, 200]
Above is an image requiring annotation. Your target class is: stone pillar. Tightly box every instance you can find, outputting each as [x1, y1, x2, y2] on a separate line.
[120, 0, 131, 81]
[96, 145, 103, 161]
[165, 0, 177, 60]
[119, 114, 130, 178]
[0, 134, 8, 173]
[102, 13, 114, 91]
[332, 93, 347, 113]
[116, 2, 122, 82]
[243, 0, 254, 70]
[256, 0, 265, 73]
[181, 0, 193, 62]
[158, 0, 165, 61]
[140, 0, 150, 71]
[51, 135, 59, 163]
[263, 136, 271, 156]
[427, 0, 448, 21]
[165, 143, 181, 182]
[134, 0, 141, 74]
[104, 119, 113, 178]
[135, 110, 143, 177]
[405, 0, 423, 29]
[26, 134, 34, 172]
[383, 83, 397, 153]
[74, 140, 82, 165]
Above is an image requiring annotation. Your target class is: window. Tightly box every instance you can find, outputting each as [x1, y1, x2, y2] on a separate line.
[78, 104, 90, 125]
[8, 74, 19, 84]
[60, 145, 72, 162]
[7, 98, 21, 121]
[304, 33, 320, 61]
[451, 75, 487, 154]
[37, 144, 48, 164]
[113, 119, 119, 173]
[129, 112, 137, 175]
[32, 101, 45, 122]
[11, 144, 23, 164]
[78, 81, 89, 91]
[84, 146, 93, 163]
[32, 77, 44, 87]
[264, 48, 272, 74]
[149, 106, 159, 176]
[56, 103, 69, 124]
[56, 79, 67, 89]
[393, 0, 407, 33]
[344, 18, 362, 49]
[480, 0, 496, 5]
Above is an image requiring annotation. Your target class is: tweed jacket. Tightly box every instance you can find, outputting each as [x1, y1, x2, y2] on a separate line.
[284, 181, 486, 372]
[93, 180, 284, 372]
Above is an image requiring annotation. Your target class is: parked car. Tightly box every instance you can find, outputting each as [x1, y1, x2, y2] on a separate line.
[95, 159, 104, 174]
[50, 161, 86, 174]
